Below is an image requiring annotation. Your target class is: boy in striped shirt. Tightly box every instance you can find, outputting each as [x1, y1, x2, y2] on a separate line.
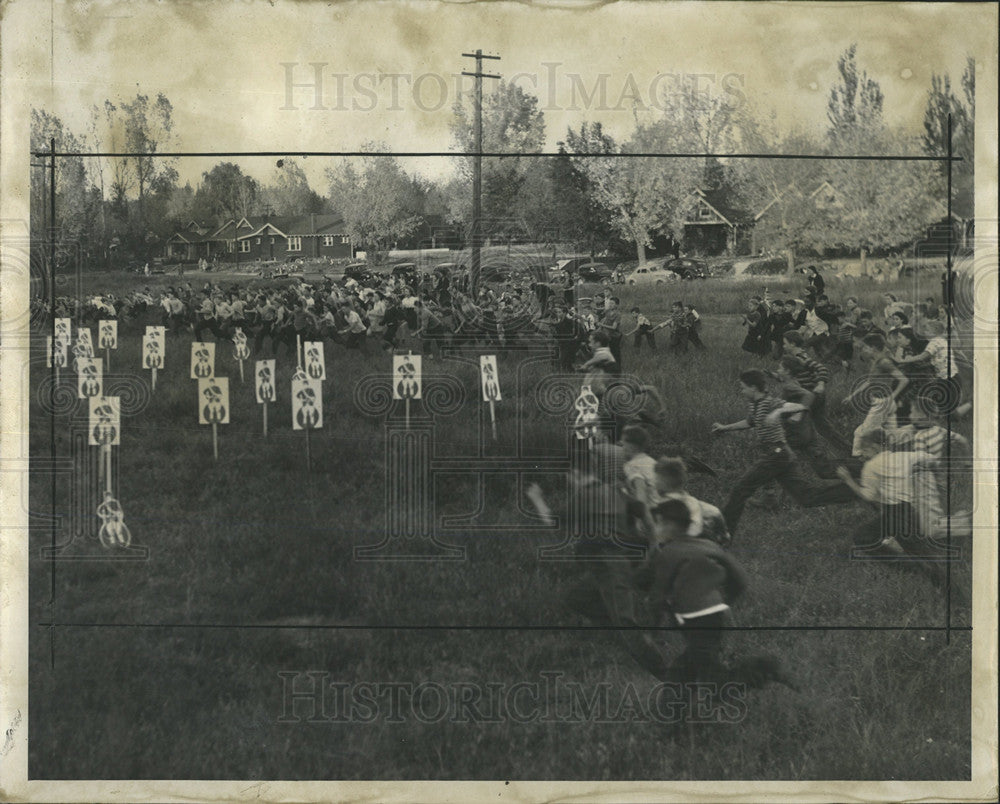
[712, 369, 855, 538]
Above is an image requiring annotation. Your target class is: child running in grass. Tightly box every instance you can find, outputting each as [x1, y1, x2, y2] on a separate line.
[633, 499, 795, 688]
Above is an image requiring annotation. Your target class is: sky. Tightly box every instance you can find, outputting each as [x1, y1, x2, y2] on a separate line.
[5, 0, 991, 195]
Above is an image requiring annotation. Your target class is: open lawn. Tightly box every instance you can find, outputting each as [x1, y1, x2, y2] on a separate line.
[28, 272, 973, 780]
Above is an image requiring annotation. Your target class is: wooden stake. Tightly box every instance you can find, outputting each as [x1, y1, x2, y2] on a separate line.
[212, 422, 218, 460]
[405, 397, 410, 430]
[239, 359, 245, 384]
[305, 425, 312, 472]
[489, 400, 497, 440]
[105, 347, 110, 371]
[151, 367, 157, 392]
[263, 401, 268, 438]
[104, 444, 112, 496]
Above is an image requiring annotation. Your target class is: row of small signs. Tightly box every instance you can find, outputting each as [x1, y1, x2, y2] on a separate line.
[47, 320, 503, 434]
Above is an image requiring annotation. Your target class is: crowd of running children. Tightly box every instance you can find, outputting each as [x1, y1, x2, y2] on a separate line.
[37, 264, 974, 690]
[527, 269, 972, 691]
[36, 265, 706, 372]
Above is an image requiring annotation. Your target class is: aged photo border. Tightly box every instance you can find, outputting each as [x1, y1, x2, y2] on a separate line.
[2, 1, 997, 801]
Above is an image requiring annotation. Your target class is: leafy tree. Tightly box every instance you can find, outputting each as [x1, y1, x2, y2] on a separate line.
[262, 159, 330, 216]
[569, 120, 701, 263]
[196, 162, 262, 223]
[827, 44, 885, 148]
[922, 57, 974, 223]
[30, 109, 102, 266]
[449, 80, 546, 239]
[326, 145, 424, 262]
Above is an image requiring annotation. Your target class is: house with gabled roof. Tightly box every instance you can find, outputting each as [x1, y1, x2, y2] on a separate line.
[680, 188, 755, 255]
[165, 214, 353, 263]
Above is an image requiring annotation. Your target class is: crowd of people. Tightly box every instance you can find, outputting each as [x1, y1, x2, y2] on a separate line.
[36, 261, 975, 691]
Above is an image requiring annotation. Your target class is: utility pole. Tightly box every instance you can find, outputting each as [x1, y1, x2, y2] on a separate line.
[462, 49, 500, 278]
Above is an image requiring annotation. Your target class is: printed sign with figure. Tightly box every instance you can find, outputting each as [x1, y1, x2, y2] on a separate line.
[480, 355, 501, 402]
[88, 396, 121, 446]
[99, 320, 118, 350]
[392, 354, 422, 400]
[573, 384, 601, 440]
[77, 327, 95, 356]
[292, 377, 323, 430]
[77, 357, 103, 399]
[198, 377, 230, 425]
[304, 341, 326, 381]
[232, 327, 250, 361]
[46, 337, 68, 368]
[255, 360, 276, 404]
[54, 317, 72, 349]
[190, 342, 216, 379]
[143, 326, 165, 369]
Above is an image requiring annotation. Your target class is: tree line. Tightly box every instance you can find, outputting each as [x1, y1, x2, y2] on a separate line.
[31, 47, 973, 269]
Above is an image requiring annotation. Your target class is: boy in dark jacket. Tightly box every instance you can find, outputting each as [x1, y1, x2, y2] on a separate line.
[635, 499, 795, 688]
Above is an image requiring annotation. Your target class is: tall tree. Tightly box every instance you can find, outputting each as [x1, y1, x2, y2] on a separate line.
[30, 109, 102, 266]
[326, 146, 424, 262]
[922, 58, 974, 225]
[262, 159, 330, 216]
[569, 120, 701, 263]
[196, 162, 262, 223]
[827, 44, 885, 148]
[449, 80, 546, 239]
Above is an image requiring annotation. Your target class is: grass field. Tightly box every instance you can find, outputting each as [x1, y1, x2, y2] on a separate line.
[28, 271, 973, 780]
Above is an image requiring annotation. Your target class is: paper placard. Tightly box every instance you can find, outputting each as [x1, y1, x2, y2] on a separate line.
[191, 342, 216, 379]
[232, 327, 250, 361]
[292, 377, 323, 430]
[46, 336, 67, 368]
[198, 377, 230, 425]
[88, 396, 121, 446]
[143, 326, 165, 369]
[255, 360, 276, 404]
[480, 355, 501, 402]
[392, 354, 422, 400]
[77, 357, 103, 399]
[98, 319, 118, 350]
[304, 341, 326, 381]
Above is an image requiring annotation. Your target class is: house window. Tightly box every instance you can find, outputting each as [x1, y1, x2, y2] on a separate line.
[239, 240, 250, 253]
[255, 237, 261, 245]
[288, 236, 302, 252]
[323, 235, 335, 247]
[227, 240, 235, 253]
[341, 236, 349, 244]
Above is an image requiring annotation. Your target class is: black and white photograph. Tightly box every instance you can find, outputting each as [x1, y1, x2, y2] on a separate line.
[0, 1, 997, 801]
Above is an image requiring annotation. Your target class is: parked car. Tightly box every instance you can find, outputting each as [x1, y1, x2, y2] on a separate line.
[662, 257, 708, 279]
[625, 261, 681, 285]
[577, 262, 614, 282]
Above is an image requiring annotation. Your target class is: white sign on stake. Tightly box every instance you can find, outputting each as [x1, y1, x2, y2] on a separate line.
[54, 317, 72, 349]
[292, 377, 323, 430]
[98, 320, 118, 350]
[77, 357, 103, 400]
[77, 327, 94, 356]
[46, 337, 68, 368]
[392, 354, 422, 400]
[232, 327, 250, 361]
[255, 360, 276, 404]
[304, 341, 326, 381]
[143, 326, 165, 369]
[480, 355, 501, 402]
[89, 396, 121, 446]
[198, 377, 230, 425]
[190, 341, 216, 379]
